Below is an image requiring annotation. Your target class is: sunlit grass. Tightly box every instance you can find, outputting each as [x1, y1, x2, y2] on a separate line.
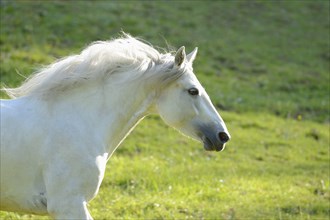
[91, 112, 329, 219]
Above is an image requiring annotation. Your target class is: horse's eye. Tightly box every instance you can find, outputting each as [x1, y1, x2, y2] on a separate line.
[188, 88, 199, 96]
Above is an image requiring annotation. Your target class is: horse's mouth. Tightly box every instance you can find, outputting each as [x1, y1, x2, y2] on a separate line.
[202, 136, 225, 152]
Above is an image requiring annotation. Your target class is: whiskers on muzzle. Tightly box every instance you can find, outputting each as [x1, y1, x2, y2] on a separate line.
[198, 125, 230, 152]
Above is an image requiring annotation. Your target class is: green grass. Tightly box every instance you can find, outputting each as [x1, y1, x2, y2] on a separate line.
[0, 1, 329, 219]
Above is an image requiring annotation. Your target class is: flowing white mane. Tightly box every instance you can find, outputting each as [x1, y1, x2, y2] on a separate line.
[4, 33, 175, 98]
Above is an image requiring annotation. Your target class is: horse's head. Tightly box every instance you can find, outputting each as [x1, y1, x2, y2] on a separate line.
[155, 47, 230, 152]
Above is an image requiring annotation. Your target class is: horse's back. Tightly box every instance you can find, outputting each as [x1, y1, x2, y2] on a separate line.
[0, 98, 48, 214]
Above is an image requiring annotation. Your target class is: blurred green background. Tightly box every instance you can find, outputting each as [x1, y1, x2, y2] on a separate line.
[0, 0, 329, 219]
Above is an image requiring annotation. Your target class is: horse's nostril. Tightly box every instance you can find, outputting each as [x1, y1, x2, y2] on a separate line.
[219, 132, 230, 143]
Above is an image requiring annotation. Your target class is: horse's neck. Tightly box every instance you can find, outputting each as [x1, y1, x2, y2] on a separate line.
[101, 88, 156, 156]
[52, 82, 155, 157]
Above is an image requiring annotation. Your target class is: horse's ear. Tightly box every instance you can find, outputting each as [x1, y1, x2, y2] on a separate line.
[175, 46, 186, 67]
[187, 47, 198, 64]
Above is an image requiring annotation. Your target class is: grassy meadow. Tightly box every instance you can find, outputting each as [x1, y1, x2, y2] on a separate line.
[0, 1, 329, 219]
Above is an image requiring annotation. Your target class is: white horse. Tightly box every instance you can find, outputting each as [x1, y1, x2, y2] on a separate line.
[0, 34, 230, 219]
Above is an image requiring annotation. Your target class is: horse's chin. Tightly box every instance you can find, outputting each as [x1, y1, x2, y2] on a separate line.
[202, 136, 225, 152]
